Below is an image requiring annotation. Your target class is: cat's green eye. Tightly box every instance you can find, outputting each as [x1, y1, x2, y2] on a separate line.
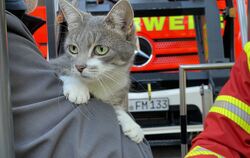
[68, 44, 78, 54]
[94, 45, 109, 56]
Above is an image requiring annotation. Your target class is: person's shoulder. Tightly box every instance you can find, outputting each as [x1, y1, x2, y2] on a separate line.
[5, 11, 34, 42]
[5, 0, 27, 10]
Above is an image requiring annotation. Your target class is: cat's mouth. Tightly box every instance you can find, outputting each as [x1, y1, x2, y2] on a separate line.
[72, 66, 98, 80]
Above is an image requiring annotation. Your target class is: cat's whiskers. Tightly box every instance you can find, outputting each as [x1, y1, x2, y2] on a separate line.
[101, 77, 115, 96]
[109, 70, 148, 92]
[103, 73, 127, 93]
[97, 78, 112, 97]
[96, 78, 105, 95]
[106, 70, 127, 80]
[105, 70, 128, 82]
[103, 72, 120, 84]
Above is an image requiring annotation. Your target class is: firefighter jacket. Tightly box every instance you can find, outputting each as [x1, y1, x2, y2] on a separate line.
[185, 43, 250, 158]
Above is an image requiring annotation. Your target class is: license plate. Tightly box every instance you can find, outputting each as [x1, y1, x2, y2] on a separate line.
[128, 98, 169, 112]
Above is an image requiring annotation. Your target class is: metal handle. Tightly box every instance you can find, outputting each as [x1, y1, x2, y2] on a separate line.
[237, 0, 248, 47]
[179, 62, 234, 158]
[45, 0, 58, 59]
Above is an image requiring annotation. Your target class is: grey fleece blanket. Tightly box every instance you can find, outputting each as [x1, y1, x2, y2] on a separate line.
[6, 11, 153, 158]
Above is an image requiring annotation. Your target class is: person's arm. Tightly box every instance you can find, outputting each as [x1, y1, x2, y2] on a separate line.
[185, 44, 250, 158]
[7, 11, 153, 158]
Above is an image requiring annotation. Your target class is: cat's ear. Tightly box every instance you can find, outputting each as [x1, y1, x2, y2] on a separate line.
[104, 0, 134, 36]
[59, 0, 83, 31]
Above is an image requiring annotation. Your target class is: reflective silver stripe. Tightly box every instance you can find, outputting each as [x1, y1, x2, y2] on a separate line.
[214, 101, 250, 124]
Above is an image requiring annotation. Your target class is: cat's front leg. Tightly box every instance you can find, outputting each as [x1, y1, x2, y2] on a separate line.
[115, 107, 144, 143]
[60, 75, 90, 104]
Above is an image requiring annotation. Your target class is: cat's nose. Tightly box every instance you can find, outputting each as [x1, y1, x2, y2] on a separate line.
[75, 64, 87, 73]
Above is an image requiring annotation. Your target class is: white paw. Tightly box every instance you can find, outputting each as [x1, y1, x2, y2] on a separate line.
[60, 76, 90, 104]
[121, 121, 144, 143]
[63, 83, 90, 104]
[115, 109, 144, 143]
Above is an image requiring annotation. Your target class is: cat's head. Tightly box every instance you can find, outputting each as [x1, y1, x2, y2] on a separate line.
[59, 0, 136, 82]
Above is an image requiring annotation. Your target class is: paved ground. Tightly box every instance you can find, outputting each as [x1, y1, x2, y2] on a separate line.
[152, 146, 181, 158]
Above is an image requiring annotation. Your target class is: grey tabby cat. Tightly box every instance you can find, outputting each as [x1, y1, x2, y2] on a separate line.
[50, 0, 144, 143]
